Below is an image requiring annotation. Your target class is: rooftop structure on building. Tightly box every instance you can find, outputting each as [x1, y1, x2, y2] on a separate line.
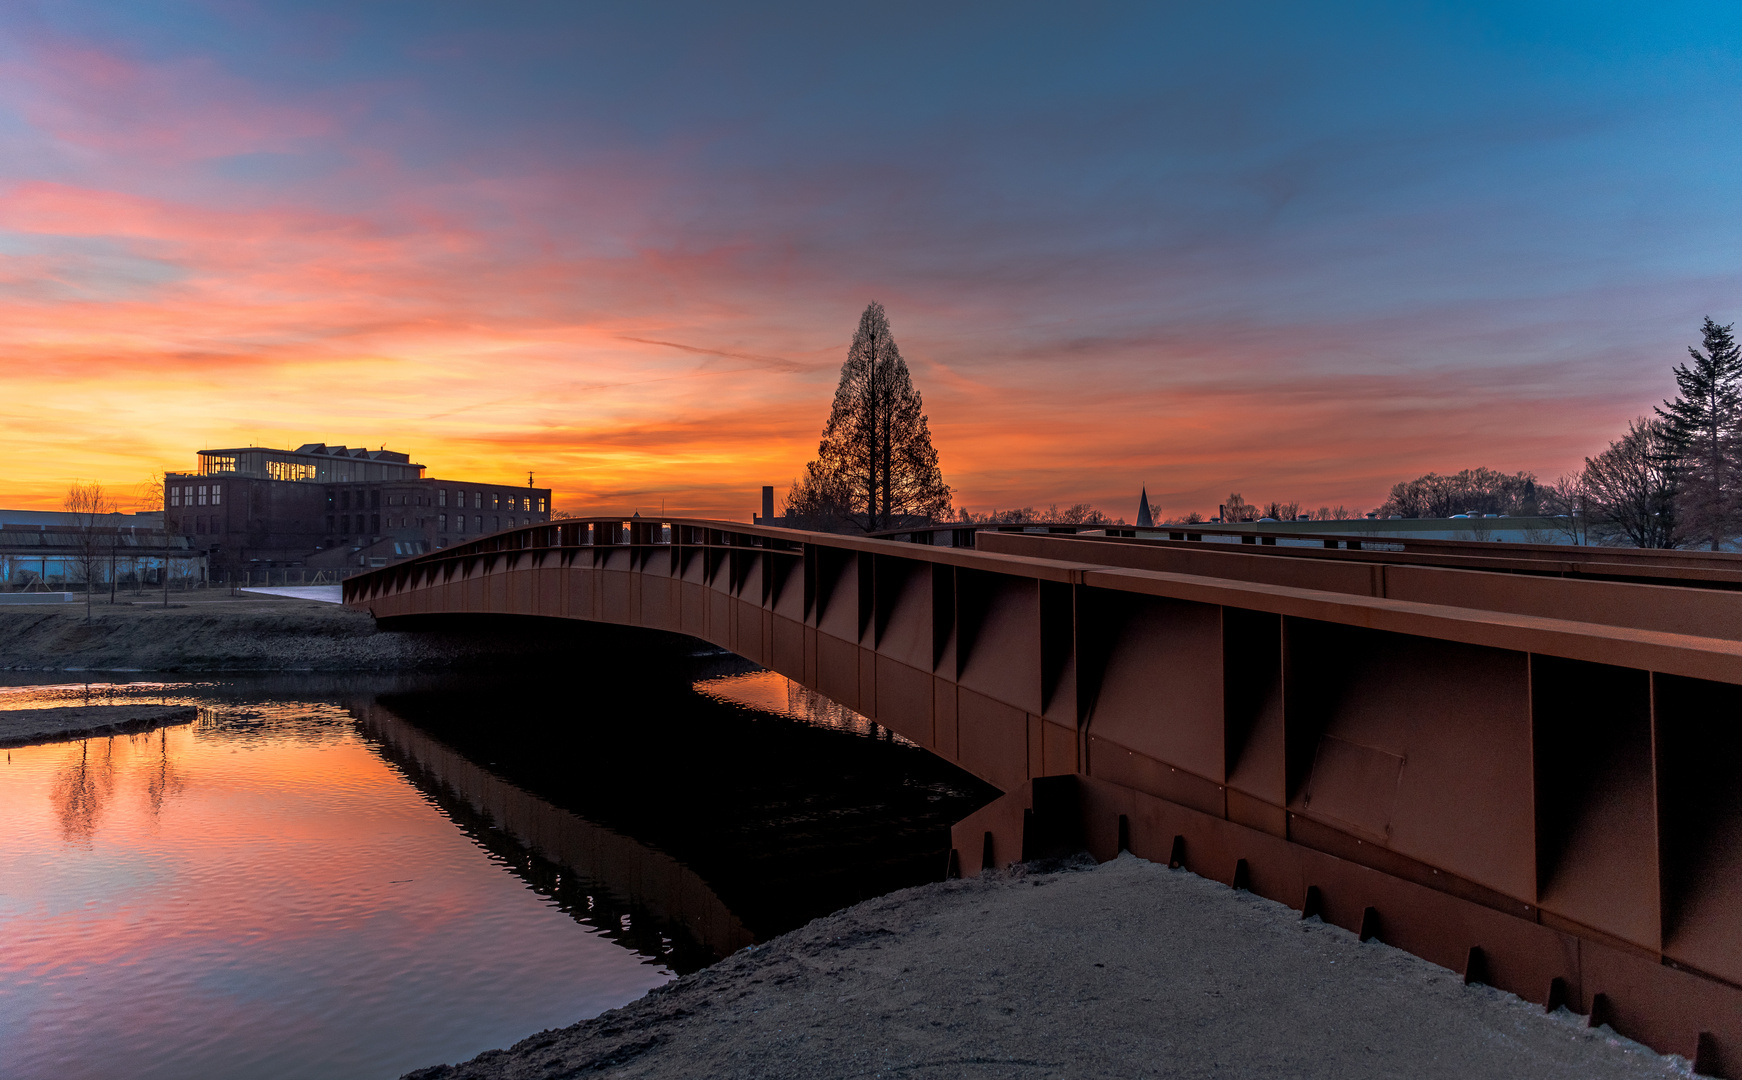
[1135, 486, 1154, 529]
[195, 444, 425, 484]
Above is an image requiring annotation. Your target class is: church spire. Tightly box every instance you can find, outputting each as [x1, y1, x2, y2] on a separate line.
[1136, 486, 1154, 528]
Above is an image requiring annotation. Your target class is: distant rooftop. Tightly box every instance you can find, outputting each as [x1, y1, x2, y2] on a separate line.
[289, 443, 413, 464]
[0, 508, 165, 529]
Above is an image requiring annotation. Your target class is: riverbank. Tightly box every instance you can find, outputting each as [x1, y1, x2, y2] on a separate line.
[409, 855, 1688, 1080]
[0, 593, 654, 672]
[0, 703, 196, 747]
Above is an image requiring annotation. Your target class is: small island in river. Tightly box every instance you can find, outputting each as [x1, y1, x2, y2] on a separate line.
[0, 704, 197, 748]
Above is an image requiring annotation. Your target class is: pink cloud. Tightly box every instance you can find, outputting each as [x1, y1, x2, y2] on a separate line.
[0, 43, 336, 162]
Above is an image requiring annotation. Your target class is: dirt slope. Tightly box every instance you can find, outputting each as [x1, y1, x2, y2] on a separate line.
[406, 855, 1688, 1080]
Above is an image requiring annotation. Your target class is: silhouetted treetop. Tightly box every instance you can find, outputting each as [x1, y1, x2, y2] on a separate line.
[786, 302, 950, 532]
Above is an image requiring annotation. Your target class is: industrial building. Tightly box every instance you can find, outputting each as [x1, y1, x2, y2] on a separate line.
[0, 508, 206, 592]
[164, 443, 552, 572]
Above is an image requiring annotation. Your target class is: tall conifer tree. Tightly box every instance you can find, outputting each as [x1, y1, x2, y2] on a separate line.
[1657, 317, 1742, 550]
[787, 302, 951, 531]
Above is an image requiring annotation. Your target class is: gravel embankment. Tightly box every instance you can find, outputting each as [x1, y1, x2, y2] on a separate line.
[406, 855, 1687, 1080]
[0, 595, 626, 672]
[0, 704, 197, 747]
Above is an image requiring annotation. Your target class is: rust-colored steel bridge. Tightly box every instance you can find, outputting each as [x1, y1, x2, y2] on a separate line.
[346, 518, 1742, 1075]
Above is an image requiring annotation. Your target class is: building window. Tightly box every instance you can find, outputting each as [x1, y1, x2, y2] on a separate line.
[265, 459, 315, 481]
[438, 513, 447, 532]
[211, 484, 221, 506]
[371, 513, 381, 534]
[475, 515, 483, 531]
[169, 489, 180, 508]
[197, 485, 207, 506]
[536, 498, 545, 512]
[439, 489, 448, 507]
[326, 515, 335, 531]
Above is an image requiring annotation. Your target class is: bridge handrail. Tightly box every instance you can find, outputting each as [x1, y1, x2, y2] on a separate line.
[344, 516, 1742, 684]
[865, 520, 1742, 588]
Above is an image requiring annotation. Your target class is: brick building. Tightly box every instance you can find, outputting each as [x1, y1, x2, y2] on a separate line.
[165, 443, 552, 570]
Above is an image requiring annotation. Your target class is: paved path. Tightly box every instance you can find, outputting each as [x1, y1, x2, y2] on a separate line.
[237, 585, 344, 603]
[407, 855, 1691, 1079]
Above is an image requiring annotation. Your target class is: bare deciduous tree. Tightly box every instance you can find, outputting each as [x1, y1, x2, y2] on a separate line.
[1221, 493, 1255, 523]
[64, 482, 114, 621]
[1583, 418, 1678, 548]
[1539, 473, 1592, 545]
[1377, 467, 1541, 518]
[136, 472, 165, 513]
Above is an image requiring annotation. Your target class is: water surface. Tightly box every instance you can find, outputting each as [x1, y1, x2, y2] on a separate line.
[0, 659, 996, 1080]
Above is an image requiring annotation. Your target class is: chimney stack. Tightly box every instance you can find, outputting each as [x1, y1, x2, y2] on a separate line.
[761, 485, 775, 526]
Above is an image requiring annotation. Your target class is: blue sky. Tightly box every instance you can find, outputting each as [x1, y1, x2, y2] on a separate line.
[2, 2, 1739, 516]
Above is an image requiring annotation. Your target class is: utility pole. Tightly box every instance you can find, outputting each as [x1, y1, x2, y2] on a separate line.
[108, 512, 119, 605]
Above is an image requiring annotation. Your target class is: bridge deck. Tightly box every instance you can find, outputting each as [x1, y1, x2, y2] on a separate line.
[347, 518, 1742, 1077]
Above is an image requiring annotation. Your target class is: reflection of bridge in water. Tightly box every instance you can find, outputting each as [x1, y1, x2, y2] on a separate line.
[355, 699, 751, 970]
[348, 518, 1742, 1076]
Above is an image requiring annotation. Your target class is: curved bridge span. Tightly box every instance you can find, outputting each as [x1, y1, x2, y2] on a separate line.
[348, 518, 1742, 1075]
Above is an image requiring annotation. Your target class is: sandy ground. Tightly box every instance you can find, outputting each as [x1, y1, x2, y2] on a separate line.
[0, 703, 196, 747]
[407, 855, 1690, 1080]
[0, 592, 631, 672]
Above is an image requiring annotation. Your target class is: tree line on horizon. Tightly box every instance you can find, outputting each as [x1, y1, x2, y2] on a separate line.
[1362, 317, 1739, 548]
[994, 317, 1742, 547]
[784, 305, 1740, 549]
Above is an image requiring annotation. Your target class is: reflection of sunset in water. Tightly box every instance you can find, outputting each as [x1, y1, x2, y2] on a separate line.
[694, 669, 916, 746]
[48, 738, 118, 843]
[0, 705, 671, 1080]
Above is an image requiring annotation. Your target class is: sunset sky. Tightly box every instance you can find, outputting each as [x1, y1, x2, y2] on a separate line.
[4, 4, 1741, 520]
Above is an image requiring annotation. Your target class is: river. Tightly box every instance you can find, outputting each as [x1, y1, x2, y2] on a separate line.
[0, 647, 997, 1079]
